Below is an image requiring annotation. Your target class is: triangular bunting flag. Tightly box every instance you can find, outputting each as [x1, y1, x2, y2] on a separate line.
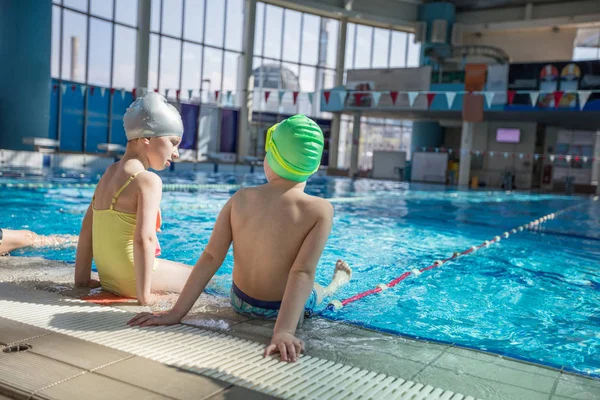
[504, 152, 509, 158]
[565, 155, 572, 162]
[176, 89, 181, 100]
[553, 91, 563, 109]
[426, 93, 436, 108]
[408, 92, 419, 107]
[293, 91, 299, 105]
[188, 89, 193, 99]
[550, 155, 555, 162]
[519, 153, 524, 159]
[485, 92, 495, 109]
[445, 92, 456, 109]
[165, 89, 170, 98]
[489, 151, 494, 157]
[371, 92, 381, 107]
[132, 88, 137, 99]
[390, 91, 399, 105]
[353, 93, 364, 106]
[323, 91, 331, 104]
[71, 85, 77, 92]
[578, 90, 591, 110]
[507, 90, 516, 105]
[100, 87, 106, 97]
[308, 92, 314, 105]
[227, 91, 232, 102]
[80, 85, 87, 96]
[529, 91, 539, 107]
[264, 91, 271, 103]
[583, 156, 588, 163]
[278, 90, 285, 105]
[534, 154, 540, 160]
[110, 88, 116, 96]
[154, 88, 159, 92]
[215, 90, 220, 102]
[90, 86, 95, 96]
[337, 90, 347, 105]
[120, 88, 125, 99]
[52, 84, 58, 92]
[61, 84, 68, 95]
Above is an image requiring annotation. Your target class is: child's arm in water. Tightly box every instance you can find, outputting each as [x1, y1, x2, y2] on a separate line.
[128, 198, 233, 325]
[264, 201, 334, 362]
[133, 173, 163, 305]
[74, 203, 100, 288]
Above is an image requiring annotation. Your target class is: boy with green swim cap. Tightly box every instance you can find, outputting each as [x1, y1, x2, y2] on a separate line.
[129, 114, 352, 363]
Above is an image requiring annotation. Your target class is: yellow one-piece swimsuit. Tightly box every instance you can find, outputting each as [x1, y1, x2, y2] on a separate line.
[92, 171, 161, 298]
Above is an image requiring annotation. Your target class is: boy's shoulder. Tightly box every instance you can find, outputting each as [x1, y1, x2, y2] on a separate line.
[302, 193, 333, 218]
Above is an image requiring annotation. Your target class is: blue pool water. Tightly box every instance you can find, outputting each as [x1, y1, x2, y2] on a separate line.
[1, 168, 599, 377]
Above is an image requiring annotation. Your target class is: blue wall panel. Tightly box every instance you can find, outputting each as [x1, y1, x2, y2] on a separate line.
[85, 88, 111, 152]
[60, 84, 85, 152]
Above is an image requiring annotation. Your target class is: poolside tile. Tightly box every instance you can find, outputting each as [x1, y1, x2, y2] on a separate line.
[554, 373, 600, 400]
[446, 346, 560, 377]
[414, 365, 550, 400]
[300, 318, 357, 339]
[181, 312, 240, 332]
[432, 351, 558, 392]
[0, 351, 83, 398]
[33, 373, 168, 400]
[226, 322, 273, 345]
[303, 336, 427, 379]
[22, 333, 130, 371]
[96, 356, 230, 400]
[0, 317, 52, 346]
[340, 327, 448, 364]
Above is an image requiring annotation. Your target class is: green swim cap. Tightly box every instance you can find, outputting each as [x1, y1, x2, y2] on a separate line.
[265, 114, 324, 182]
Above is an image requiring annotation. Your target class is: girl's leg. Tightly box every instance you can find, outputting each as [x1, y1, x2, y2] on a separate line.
[151, 259, 193, 293]
[0, 229, 36, 254]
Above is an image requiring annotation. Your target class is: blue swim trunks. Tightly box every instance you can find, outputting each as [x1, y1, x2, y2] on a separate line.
[230, 282, 318, 319]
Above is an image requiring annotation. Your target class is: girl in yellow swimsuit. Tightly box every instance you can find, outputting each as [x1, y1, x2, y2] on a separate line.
[74, 92, 192, 305]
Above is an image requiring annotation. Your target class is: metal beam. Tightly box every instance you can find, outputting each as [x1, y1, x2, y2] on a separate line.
[259, 0, 418, 32]
[458, 0, 600, 32]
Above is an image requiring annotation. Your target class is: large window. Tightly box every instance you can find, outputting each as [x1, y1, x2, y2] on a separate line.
[338, 116, 413, 171]
[573, 28, 600, 60]
[345, 23, 420, 70]
[149, 0, 244, 107]
[52, 0, 138, 88]
[252, 3, 338, 117]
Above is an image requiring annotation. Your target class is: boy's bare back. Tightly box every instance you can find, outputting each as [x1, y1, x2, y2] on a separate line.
[231, 184, 333, 302]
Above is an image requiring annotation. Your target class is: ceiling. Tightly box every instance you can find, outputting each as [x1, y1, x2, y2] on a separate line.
[437, 0, 580, 12]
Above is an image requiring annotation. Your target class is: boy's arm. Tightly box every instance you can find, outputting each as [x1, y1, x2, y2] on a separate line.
[133, 173, 163, 305]
[128, 197, 234, 326]
[266, 202, 334, 362]
[74, 203, 98, 287]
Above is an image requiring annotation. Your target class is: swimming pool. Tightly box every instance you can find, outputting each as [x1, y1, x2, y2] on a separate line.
[1, 167, 599, 378]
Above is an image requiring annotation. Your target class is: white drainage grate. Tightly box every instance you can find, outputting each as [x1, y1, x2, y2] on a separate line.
[0, 285, 479, 400]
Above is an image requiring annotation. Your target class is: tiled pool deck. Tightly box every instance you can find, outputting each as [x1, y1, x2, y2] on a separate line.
[0, 256, 598, 400]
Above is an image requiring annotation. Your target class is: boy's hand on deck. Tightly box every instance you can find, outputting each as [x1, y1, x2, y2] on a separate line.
[264, 332, 304, 362]
[127, 311, 181, 327]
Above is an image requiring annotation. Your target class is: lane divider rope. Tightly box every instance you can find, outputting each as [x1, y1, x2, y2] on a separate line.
[327, 199, 596, 311]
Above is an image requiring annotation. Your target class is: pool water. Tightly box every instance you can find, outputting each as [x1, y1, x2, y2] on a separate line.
[1, 168, 599, 377]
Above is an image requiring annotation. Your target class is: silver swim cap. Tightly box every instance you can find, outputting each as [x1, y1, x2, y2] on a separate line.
[123, 92, 184, 140]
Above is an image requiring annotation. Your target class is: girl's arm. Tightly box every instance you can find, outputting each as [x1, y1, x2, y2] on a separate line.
[133, 173, 163, 305]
